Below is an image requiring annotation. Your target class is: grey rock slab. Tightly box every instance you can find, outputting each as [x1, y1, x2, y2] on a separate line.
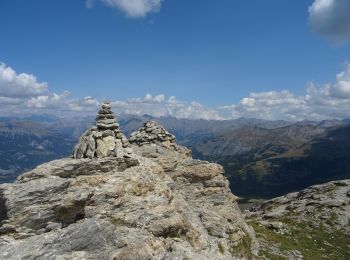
[96, 139, 109, 158]
[0, 218, 120, 260]
[0, 115, 258, 259]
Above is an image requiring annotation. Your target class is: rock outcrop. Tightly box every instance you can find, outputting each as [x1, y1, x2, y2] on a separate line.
[0, 114, 257, 259]
[72, 101, 131, 160]
[246, 180, 350, 259]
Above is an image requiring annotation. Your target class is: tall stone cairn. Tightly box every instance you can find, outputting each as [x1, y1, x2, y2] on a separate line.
[72, 101, 132, 159]
[129, 120, 176, 148]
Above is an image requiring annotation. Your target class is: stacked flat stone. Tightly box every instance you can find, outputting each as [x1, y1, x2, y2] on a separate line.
[129, 120, 176, 147]
[73, 102, 132, 159]
[95, 102, 119, 130]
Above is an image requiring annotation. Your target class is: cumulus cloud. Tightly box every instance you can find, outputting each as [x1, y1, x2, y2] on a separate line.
[165, 96, 222, 120]
[221, 91, 310, 121]
[328, 67, 350, 98]
[0, 63, 101, 116]
[87, 0, 163, 18]
[2, 62, 350, 121]
[25, 93, 101, 114]
[309, 0, 350, 42]
[0, 96, 22, 105]
[0, 63, 48, 98]
[221, 64, 350, 121]
[0, 64, 219, 120]
[111, 94, 222, 120]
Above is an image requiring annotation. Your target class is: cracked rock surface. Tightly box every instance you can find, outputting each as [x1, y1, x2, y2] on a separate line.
[0, 119, 257, 259]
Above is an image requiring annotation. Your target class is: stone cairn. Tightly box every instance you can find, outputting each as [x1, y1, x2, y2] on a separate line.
[129, 120, 176, 148]
[73, 101, 132, 159]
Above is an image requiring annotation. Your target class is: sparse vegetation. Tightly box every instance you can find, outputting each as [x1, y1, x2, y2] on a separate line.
[218, 242, 225, 254]
[229, 234, 253, 259]
[109, 217, 129, 227]
[325, 212, 338, 226]
[259, 249, 287, 260]
[206, 227, 213, 236]
[248, 218, 350, 260]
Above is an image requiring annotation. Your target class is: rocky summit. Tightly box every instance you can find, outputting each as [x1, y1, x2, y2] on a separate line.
[0, 104, 258, 259]
[72, 102, 133, 161]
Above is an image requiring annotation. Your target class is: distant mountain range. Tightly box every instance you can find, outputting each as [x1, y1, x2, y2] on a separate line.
[1, 115, 350, 198]
[0, 118, 76, 183]
[190, 123, 350, 198]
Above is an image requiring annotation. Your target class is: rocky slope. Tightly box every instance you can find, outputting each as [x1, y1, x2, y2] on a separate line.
[246, 180, 350, 259]
[0, 109, 258, 259]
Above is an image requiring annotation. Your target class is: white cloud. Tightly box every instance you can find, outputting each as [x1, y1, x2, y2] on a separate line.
[222, 91, 310, 121]
[68, 96, 100, 112]
[26, 91, 72, 109]
[165, 96, 222, 120]
[328, 67, 350, 98]
[110, 93, 223, 120]
[88, 0, 163, 18]
[0, 96, 22, 105]
[112, 66, 350, 121]
[0, 63, 48, 98]
[0, 64, 101, 116]
[144, 93, 164, 103]
[309, 0, 350, 42]
[2, 62, 350, 121]
[221, 64, 350, 121]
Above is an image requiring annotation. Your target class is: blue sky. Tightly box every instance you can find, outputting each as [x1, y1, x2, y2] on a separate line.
[1, 0, 350, 120]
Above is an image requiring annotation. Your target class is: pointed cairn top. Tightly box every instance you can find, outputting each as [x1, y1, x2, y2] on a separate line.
[94, 101, 119, 131]
[72, 102, 134, 161]
[129, 120, 176, 147]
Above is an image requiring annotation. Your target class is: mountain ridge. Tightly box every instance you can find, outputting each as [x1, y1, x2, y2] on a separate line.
[1, 115, 350, 199]
[0, 111, 258, 259]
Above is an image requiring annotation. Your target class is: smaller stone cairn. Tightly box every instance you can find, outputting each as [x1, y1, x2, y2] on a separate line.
[73, 101, 132, 159]
[129, 120, 176, 148]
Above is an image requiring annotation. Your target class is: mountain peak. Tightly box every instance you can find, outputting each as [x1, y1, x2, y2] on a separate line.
[0, 115, 258, 259]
